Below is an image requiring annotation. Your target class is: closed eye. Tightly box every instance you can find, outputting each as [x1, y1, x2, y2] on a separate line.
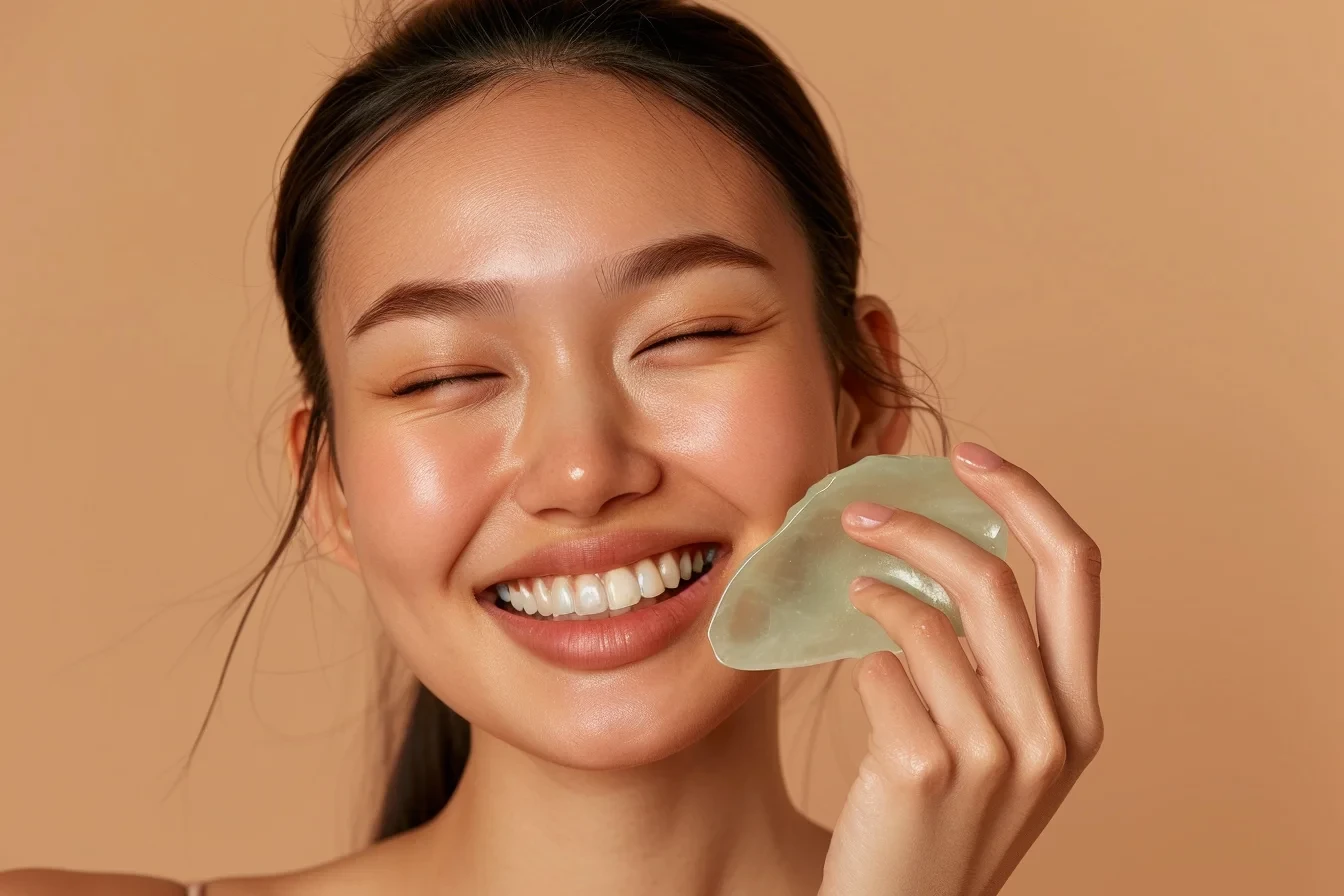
[392, 372, 501, 396]
[394, 326, 745, 395]
[646, 325, 745, 351]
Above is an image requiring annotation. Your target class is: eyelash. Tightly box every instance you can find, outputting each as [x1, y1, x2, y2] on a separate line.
[648, 324, 744, 349]
[394, 325, 745, 396]
[393, 372, 496, 397]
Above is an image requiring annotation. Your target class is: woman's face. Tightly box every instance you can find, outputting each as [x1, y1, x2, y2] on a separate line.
[303, 74, 886, 768]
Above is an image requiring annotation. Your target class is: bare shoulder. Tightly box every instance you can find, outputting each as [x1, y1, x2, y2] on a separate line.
[0, 869, 299, 896]
[222, 824, 436, 896]
[0, 869, 188, 895]
[0, 826, 432, 896]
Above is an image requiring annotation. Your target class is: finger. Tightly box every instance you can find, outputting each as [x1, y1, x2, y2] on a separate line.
[841, 501, 1056, 745]
[851, 649, 944, 762]
[850, 577, 1008, 771]
[948, 442, 1104, 760]
[826, 651, 957, 896]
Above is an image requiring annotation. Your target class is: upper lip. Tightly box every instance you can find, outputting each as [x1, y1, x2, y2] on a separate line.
[474, 529, 724, 592]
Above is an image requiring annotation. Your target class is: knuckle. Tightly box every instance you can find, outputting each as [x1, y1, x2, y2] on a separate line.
[906, 602, 955, 641]
[1067, 536, 1103, 580]
[854, 651, 901, 691]
[977, 558, 1022, 596]
[1019, 729, 1069, 785]
[899, 750, 954, 795]
[864, 745, 954, 798]
[1072, 712, 1106, 762]
[965, 734, 1012, 781]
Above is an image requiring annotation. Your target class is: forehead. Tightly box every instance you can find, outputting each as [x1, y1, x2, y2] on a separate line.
[319, 72, 802, 331]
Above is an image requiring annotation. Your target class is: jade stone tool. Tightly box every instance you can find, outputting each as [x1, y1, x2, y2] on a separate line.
[707, 455, 1007, 670]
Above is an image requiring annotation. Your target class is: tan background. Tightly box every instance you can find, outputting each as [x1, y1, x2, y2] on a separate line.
[2, 1, 1340, 892]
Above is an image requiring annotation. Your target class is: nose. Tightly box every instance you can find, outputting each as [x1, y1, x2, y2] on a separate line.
[511, 363, 661, 521]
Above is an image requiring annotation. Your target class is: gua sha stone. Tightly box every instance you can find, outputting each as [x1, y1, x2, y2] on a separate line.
[707, 455, 1007, 670]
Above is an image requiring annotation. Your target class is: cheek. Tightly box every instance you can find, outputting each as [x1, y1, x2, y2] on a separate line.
[650, 340, 839, 542]
[336, 412, 506, 601]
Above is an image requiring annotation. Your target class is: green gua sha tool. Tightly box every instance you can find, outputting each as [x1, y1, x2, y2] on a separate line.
[707, 455, 1008, 670]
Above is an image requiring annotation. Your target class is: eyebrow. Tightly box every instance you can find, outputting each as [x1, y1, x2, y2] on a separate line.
[345, 232, 774, 342]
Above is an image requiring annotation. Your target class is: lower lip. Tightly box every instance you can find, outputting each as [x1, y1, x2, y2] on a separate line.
[477, 550, 731, 672]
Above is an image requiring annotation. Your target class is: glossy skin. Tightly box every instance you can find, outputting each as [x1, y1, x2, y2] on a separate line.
[1, 73, 1103, 896]
[312, 73, 846, 778]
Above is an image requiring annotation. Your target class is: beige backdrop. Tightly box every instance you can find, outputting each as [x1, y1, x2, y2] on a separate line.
[2, 1, 1340, 893]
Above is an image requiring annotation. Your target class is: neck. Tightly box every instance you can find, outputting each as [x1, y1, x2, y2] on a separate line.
[415, 675, 828, 895]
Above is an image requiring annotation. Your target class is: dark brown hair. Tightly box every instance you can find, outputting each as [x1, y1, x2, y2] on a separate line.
[199, 0, 948, 844]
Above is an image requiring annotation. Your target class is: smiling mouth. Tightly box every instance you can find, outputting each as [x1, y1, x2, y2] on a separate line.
[484, 543, 720, 620]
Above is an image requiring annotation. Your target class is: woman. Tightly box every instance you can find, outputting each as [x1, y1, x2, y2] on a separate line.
[2, 0, 1103, 893]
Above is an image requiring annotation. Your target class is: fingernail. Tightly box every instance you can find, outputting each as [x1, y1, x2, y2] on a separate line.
[850, 575, 880, 594]
[954, 442, 1003, 471]
[843, 501, 895, 529]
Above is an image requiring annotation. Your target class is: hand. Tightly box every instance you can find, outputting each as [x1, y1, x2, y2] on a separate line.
[816, 443, 1104, 896]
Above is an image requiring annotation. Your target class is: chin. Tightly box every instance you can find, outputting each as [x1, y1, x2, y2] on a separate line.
[483, 650, 773, 770]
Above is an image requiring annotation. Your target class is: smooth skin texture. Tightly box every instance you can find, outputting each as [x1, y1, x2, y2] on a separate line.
[1, 73, 1102, 896]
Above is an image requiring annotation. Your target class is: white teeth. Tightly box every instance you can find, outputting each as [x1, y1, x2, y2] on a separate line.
[531, 577, 553, 616]
[518, 580, 539, 615]
[493, 544, 720, 616]
[633, 558, 666, 599]
[657, 552, 680, 589]
[602, 567, 642, 610]
[549, 576, 576, 616]
[574, 574, 607, 616]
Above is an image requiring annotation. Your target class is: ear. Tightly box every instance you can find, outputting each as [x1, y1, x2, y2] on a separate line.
[834, 294, 912, 465]
[285, 399, 360, 575]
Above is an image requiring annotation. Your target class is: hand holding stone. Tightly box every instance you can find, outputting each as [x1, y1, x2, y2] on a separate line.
[708, 454, 1007, 670]
[816, 443, 1104, 896]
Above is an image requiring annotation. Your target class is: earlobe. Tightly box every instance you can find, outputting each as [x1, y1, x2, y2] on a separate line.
[833, 384, 865, 460]
[285, 400, 361, 575]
